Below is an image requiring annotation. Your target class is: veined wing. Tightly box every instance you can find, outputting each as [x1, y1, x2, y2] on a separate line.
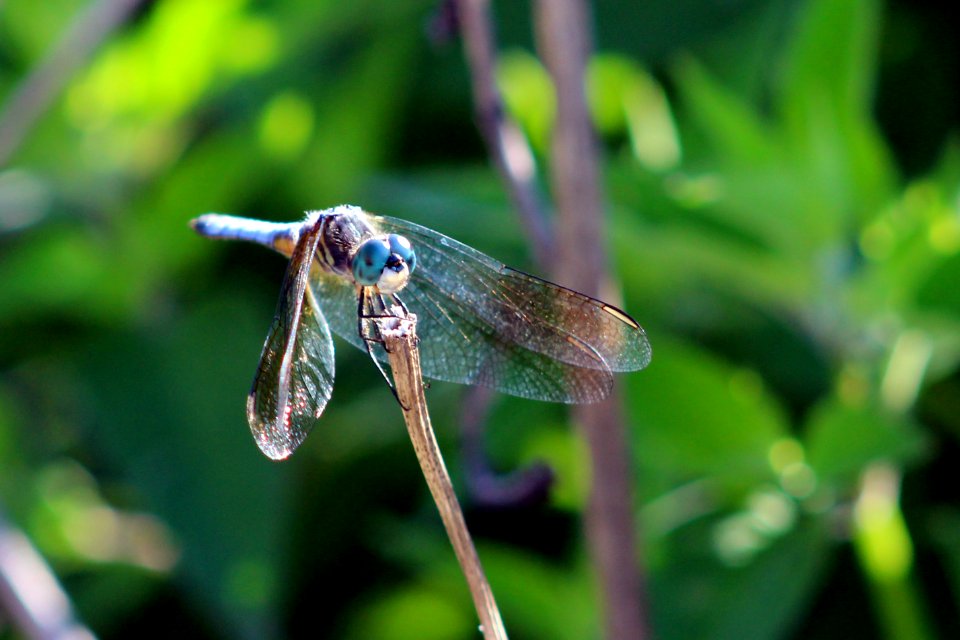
[311, 267, 614, 403]
[248, 217, 335, 460]
[374, 215, 651, 369]
[310, 213, 651, 403]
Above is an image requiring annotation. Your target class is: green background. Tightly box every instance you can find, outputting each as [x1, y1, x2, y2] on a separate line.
[2, 0, 959, 638]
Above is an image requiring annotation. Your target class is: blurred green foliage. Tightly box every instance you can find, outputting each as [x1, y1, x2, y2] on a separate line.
[2, 0, 960, 638]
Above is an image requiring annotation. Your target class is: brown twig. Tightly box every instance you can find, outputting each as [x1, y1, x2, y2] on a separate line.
[453, 0, 553, 266]
[533, 1, 650, 639]
[0, 0, 145, 166]
[379, 312, 509, 640]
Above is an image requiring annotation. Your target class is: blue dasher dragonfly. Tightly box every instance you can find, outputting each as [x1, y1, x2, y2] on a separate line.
[191, 205, 651, 460]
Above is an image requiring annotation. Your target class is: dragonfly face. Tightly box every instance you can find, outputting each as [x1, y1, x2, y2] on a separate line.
[351, 234, 416, 293]
[191, 206, 651, 460]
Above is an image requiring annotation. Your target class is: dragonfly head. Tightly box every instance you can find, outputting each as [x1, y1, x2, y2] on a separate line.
[352, 233, 417, 293]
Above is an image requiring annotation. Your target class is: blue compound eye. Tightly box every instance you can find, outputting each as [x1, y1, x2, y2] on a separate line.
[352, 238, 390, 286]
[388, 234, 416, 274]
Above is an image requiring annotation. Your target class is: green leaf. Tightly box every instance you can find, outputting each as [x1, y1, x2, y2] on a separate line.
[77, 289, 290, 638]
[672, 58, 822, 256]
[288, 24, 420, 204]
[673, 55, 781, 169]
[925, 508, 960, 614]
[778, 0, 880, 125]
[915, 253, 960, 317]
[480, 546, 595, 640]
[497, 49, 555, 155]
[626, 339, 788, 497]
[588, 54, 680, 171]
[804, 396, 928, 488]
[777, 0, 896, 224]
[652, 518, 833, 640]
[341, 584, 474, 640]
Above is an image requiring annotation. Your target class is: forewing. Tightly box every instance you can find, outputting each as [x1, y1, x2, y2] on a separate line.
[312, 213, 650, 403]
[248, 220, 335, 460]
[311, 265, 613, 402]
[398, 274, 615, 402]
[373, 215, 651, 372]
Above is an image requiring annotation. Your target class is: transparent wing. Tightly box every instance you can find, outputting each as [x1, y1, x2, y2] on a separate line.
[309, 213, 651, 403]
[248, 219, 335, 460]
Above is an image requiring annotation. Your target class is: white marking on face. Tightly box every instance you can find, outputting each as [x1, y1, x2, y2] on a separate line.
[377, 263, 410, 293]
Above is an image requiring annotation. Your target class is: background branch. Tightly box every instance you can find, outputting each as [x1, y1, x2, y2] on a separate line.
[453, 0, 553, 266]
[533, 1, 650, 639]
[453, 0, 558, 509]
[0, 0, 145, 166]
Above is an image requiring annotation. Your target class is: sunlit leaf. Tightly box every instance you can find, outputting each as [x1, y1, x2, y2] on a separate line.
[804, 396, 928, 488]
[652, 519, 833, 640]
[497, 50, 555, 155]
[626, 339, 788, 498]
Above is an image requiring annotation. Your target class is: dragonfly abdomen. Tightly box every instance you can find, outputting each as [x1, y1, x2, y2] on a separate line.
[191, 214, 300, 256]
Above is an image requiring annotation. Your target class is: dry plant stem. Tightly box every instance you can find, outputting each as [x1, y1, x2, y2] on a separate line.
[380, 314, 508, 640]
[0, 0, 146, 166]
[454, 0, 554, 266]
[534, 1, 650, 639]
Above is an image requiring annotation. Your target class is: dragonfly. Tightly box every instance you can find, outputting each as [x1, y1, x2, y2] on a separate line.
[191, 205, 651, 460]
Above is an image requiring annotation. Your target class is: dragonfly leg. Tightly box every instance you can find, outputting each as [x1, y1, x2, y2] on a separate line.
[359, 293, 405, 322]
[357, 288, 408, 409]
[364, 293, 411, 353]
[392, 292, 410, 315]
[356, 288, 377, 343]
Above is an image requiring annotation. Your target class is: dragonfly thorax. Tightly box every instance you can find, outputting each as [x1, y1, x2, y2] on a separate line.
[351, 234, 417, 293]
